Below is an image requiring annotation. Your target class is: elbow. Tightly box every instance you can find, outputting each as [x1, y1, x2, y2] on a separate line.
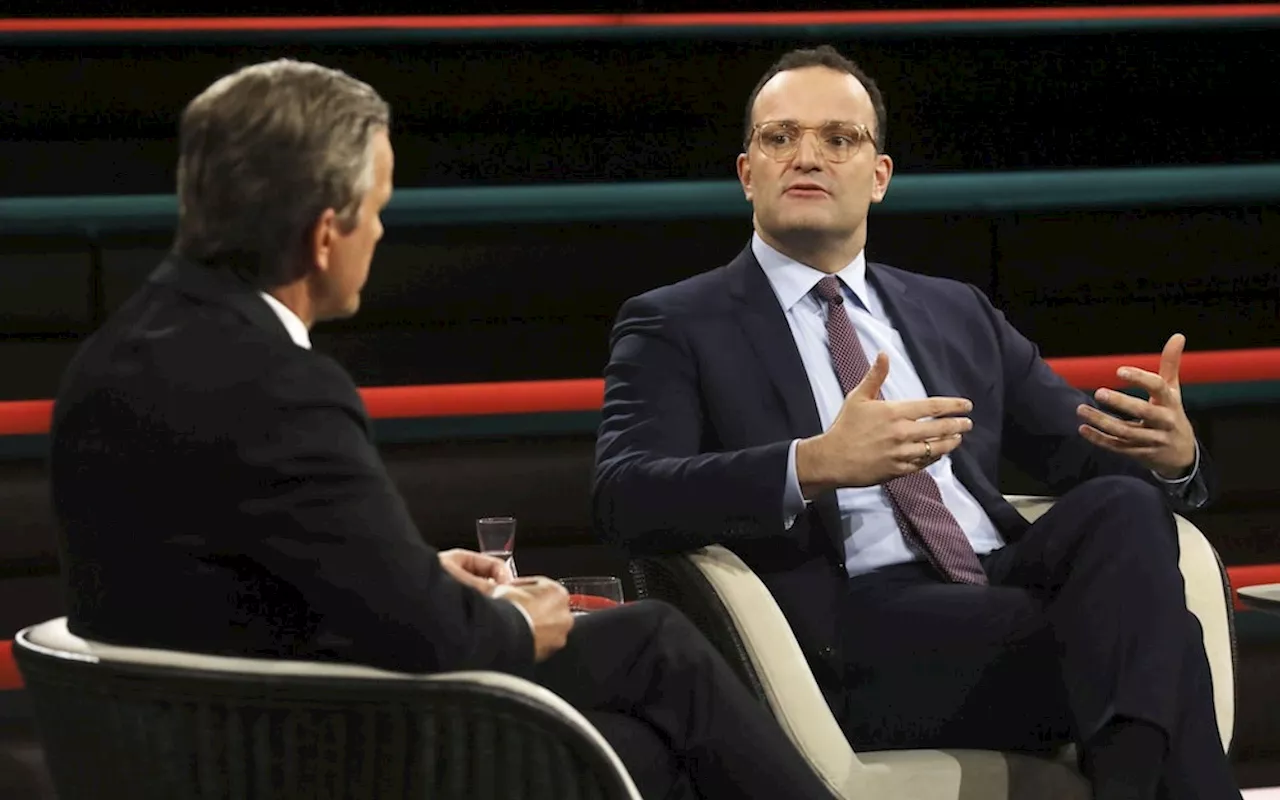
[591, 462, 639, 550]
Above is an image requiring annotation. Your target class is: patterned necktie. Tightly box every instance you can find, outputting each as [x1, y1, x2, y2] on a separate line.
[814, 276, 987, 585]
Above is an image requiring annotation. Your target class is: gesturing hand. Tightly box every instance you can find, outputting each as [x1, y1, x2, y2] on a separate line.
[1076, 333, 1197, 479]
[795, 353, 973, 496]
[438, 548, 514, 594]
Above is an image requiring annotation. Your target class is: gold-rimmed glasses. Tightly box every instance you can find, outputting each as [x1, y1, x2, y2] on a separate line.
[749, 120, 876, 163]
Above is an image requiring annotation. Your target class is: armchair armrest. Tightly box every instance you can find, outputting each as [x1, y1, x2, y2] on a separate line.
[16, 618, 643, 800]
[632, 548, 868, 796]
[1005, 496, 1236, 752]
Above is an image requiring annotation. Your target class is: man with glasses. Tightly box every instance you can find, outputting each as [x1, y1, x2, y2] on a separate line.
[594, 46, 1239, 800]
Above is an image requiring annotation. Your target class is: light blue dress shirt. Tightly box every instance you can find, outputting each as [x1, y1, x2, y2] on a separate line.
[753, 234, 1201, 578]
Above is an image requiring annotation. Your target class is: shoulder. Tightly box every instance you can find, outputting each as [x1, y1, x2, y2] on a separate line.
[869, 260, 994, 313]
[55, 284, 361, 433]
[621, 264, 735, 320]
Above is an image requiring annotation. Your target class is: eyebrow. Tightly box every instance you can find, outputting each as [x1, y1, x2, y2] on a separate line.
[759, 119, 864, 127]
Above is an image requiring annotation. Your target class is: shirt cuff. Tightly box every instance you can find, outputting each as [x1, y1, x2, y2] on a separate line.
[1150, 440, 1208, 509]
[783, 439, 810, 530]
[491, 585, 537, 637]
[1151, 440, 1199, 487]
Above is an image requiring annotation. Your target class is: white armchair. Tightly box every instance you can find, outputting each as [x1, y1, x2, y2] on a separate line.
[630, 496, 1236, 799]
[15, 618, 644, 800]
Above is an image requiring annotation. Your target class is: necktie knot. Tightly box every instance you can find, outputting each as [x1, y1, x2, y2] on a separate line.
[815, 276, 844, 305]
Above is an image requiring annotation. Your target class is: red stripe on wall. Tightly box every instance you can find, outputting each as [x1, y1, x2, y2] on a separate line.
[3, 347, 1278, 436]
[1, 5, 1279, 34]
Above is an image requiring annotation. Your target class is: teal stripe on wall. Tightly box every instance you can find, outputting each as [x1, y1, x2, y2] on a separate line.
[5, 164, 1280, 237]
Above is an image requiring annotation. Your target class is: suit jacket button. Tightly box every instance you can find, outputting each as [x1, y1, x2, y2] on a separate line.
[819, 646, 835, 658]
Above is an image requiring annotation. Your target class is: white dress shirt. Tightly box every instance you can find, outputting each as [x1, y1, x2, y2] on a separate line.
[754, 234, 1200, 578]
[258, 291, 312, 350]
[754, 236, 1006, 576]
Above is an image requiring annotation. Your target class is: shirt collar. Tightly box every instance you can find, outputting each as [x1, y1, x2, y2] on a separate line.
[257, 291, 312, 350]
[751, 232, 869, 312]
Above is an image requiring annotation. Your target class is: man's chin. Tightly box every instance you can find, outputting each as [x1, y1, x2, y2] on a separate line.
[770, 217, 848, 240]
[317, 295, 361, 324]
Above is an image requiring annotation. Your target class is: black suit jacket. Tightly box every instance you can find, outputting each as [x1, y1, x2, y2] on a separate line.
[593, 246, 1215, 699]
[52, 256, 533, 675]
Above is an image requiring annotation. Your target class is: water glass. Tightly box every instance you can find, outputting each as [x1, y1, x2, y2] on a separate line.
[476, 516, 518, 578]
[559, 576, 624, 615]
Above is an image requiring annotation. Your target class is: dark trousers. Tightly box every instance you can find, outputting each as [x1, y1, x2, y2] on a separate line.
[836, 475, 1239, 800]
[535, 600, 834, 800]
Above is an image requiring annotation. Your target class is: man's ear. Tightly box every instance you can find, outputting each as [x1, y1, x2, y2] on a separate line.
[737, 152, 754, 202]
[870, 154, 894, 204]
[307, 208, 339, 273]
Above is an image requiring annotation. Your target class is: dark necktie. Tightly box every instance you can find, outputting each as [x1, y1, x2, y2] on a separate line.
[814, 276, 987, 585]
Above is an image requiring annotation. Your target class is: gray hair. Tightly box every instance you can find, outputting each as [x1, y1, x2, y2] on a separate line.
[173, 59, 391, 286]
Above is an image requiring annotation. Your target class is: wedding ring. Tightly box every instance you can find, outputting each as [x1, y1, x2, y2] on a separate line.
[922, 440, 933, 462]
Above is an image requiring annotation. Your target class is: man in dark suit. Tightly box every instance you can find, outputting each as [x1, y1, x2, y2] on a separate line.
[51, 59, 839, 800]
[594, 46, 1240, 800]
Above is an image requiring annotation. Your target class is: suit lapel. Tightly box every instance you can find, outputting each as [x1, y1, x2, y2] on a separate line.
[868, 263, 993, 499]
[866, 264, 959, 399]
[728, 247, 844, 548]
[728, 247, 824, 439]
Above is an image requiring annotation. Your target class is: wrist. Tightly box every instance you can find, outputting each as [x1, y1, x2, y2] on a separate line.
[1154, 445, 1196, 481]
[1155, 460, 1193, 481]
[795, 435, 835, 499]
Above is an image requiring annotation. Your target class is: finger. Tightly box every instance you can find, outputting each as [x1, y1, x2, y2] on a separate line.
[1115, 366, 1179, 407]
[481, 557, 514, 584]
[468, 552, 512, 583]
[445, 550, 512, 583]
[1092, 388, 1175, 429]
[895, 432, 963, 469]
[925, 432, 964, 459]
[850, 352, 890, 401]
[912, 416, 973, 440]
[441, 561, 493, 593]
[1078, 423, 1155, 454]
[897, 396, 974, 420]
[1159, 333, 1185, 388]
[524, 576, 569, 598]
[1076, 404, 1164, 445]
[511, 576, 551, 587]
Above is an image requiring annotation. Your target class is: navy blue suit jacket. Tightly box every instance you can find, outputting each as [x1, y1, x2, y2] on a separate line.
[593, 246, 1214, 698]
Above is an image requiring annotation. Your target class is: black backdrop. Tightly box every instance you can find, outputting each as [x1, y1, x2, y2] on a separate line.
[1, 17, 1277, 400]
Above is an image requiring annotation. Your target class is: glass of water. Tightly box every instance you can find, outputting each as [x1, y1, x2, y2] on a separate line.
[476, 516, 518, 578]
[559, 576, 624, 615]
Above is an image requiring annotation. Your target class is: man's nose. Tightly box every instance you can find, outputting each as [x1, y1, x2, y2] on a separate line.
[791, 130, 825, 169]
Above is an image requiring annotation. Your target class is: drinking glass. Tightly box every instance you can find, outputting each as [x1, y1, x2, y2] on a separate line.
[559, 576, 624, 615]
[476, 516, 518, 578]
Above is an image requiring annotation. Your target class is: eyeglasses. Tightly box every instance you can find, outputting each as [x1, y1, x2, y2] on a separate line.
[750, 121, 876, 163]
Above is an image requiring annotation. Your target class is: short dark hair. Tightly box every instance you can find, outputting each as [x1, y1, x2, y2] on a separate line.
[173, 59, 390, 287]
[743, 45, 887, 153]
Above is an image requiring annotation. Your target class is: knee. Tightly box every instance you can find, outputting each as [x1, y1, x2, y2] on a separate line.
[1074, 475, 1166, 512]
[626, 599, 696, 639]
[1068, 476, 1179, 558]
[626, 600, 716, 656]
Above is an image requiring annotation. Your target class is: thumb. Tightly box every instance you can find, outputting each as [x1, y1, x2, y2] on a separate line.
[849, 352, 889, 401]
